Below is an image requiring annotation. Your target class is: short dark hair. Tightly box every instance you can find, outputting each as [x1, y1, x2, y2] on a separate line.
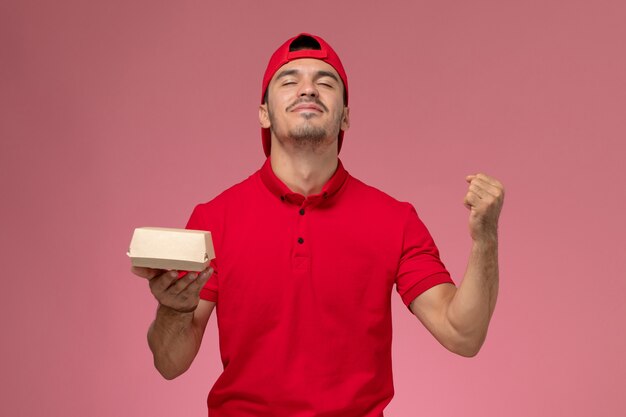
[263, 35, 347, 105]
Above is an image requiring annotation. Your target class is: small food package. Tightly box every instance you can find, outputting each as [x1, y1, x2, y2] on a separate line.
[127, 227, 215, 272]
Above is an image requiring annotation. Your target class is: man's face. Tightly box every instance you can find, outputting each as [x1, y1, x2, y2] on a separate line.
[259, 58, 350, 152]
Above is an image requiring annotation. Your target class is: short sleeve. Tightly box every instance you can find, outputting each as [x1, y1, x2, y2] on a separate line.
[395, 204, 455, 310]
[185, 204, 219, 303]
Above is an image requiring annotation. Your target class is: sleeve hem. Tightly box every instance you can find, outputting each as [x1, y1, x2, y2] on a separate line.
[401, 272, 455, 310]
[200, 287, 218, 302]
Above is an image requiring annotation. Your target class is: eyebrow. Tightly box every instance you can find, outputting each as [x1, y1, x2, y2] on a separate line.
[276, 69, 299, 80]
[316, 70, 340, 83]
[275, 69, 340, 83]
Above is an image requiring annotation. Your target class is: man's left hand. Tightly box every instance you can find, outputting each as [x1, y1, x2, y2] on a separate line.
[463, 173, 505, 242]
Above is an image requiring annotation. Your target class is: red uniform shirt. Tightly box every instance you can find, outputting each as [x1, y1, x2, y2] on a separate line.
[186, 157, 454, 417]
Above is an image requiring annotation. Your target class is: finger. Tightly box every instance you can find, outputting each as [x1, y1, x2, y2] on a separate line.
[464, 191, 481, 209]
[469, 177, 503, 199]
[174, 268, 210, 298]
[131, 266, 166, 280]
[149, 270, 180, 294]
[186, 267, 213, 294]
[170, 267, 213, 296]
[165, 271, 201, 296]
[468, 182, 490, 199]
[474, 173, 504, 190]
[466, 173, 504, 191]
[476, 177, 505, 202]
[165, 269, 212, 311]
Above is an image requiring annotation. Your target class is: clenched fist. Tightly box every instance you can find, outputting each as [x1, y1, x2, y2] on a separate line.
[464, 173, 505, 242]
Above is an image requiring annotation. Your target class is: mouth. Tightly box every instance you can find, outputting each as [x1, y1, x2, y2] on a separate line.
[291, 104, 323, 113]
[288, 99, 327, 113]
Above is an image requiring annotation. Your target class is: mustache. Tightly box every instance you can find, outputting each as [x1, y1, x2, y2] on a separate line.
[286, 98, 328, 112]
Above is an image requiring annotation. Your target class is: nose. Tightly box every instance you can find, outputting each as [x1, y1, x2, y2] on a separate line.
[298, 78, 318, 98]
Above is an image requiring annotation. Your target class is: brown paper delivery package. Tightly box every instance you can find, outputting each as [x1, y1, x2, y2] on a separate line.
[127, 227, 215, 272]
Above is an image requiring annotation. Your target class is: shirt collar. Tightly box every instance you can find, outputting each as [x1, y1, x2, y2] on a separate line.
[259, 156, 349, 206]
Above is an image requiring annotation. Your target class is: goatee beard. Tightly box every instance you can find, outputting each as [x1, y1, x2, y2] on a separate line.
[289, 124, 327, 147]
[267, 100, 342, 151]
[268, 112, 336, 150]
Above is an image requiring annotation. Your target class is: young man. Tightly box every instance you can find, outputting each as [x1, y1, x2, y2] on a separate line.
[133, 33, 505, 417]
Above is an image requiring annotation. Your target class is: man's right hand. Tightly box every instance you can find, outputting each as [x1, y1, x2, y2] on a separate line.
[132, 266, 213, 313]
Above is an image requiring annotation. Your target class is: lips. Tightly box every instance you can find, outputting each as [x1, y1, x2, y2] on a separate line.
[292, 104, 322, 112]
[288, 98, 327, 113]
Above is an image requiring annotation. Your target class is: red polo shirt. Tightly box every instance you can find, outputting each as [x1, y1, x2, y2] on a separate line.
[185, 157, 454, 417]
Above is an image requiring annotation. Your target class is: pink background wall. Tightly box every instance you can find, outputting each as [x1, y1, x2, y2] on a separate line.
[2, 0, 625, 416]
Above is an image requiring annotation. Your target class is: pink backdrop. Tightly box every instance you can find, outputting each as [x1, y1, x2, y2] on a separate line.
[2, 0, 625, 416]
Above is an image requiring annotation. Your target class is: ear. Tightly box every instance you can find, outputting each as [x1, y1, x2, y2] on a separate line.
[340, 106, 350, 131]
[259, 103, 271, 129]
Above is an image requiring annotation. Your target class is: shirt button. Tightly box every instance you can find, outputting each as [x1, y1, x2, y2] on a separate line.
[297, 237, 304, 244]
[299, 208, 305, 215]
[280, 195, 285, 202]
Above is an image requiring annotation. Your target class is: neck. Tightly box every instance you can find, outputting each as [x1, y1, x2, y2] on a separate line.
[270, 140, 338, 197]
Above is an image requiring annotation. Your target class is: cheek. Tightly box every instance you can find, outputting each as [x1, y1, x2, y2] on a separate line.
[325, 93, 344, 112]
[269, 88, 293, 107]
